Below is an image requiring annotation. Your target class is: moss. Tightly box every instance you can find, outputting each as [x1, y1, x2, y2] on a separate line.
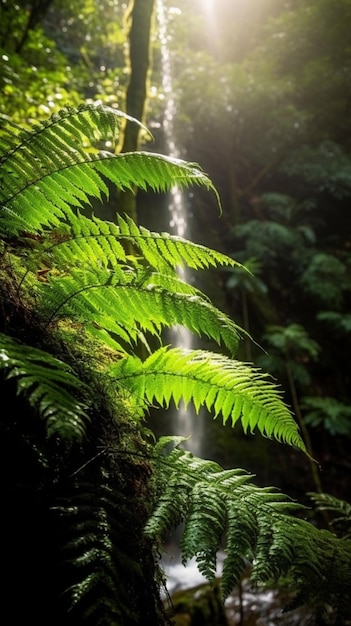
[167, 580, 228, 626]
[0, 256, 166, 624]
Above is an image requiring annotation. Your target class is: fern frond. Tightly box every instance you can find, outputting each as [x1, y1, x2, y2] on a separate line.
[41, 212, 238, 275]
[1, 153, 219, 236]
[112, 347, 306, 452]
[0, 332, 90, 439]
[222, 502, 257, 595]
[0, 103, 139, 171]
[0, 105, 220, 236]
[146, 442, 291, 585]
[309, 492, 351, 539]
[56, 481, 146, 624]
[40, 270, 241, 354]
[180, 483, 227, 580]
[46, 213, 128, 269]
[0, 115, 30, 155]
[115, 214, 234, 271]
[146, 438, 351, 612]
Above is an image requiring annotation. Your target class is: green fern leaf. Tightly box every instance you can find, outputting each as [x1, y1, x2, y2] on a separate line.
[39, 270, 241, 354]
[0, 103, 135, 167]
[180, 483, 227, 580]
[221, 504, 257, 596]
[0, 105, 220, 236]
[146, 439, 351, 608]
[309, 492, 351, 539]
[43, 212, 238, 275]
[113, 347, 306, 452]
[0, 332, 90, 439]
[56, 481, 143, 624]
[114, 213, 235, 271]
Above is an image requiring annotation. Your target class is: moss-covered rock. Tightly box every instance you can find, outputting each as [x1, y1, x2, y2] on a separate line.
[166, 580, 228, 626]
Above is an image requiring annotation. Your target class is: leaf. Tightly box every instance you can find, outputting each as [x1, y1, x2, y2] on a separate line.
[0, 332, 90, 440]
[111, 347, 306, 453]
[145, 439, 351, 604]
[40, 269, 242, 355]
[0, 105, 221, 236]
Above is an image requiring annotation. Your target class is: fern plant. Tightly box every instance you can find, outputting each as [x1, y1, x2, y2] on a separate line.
[0, 103, 305, 450]
[0, 104, 350, 624]
[308, 492, 351, 539]
[147, 437, 351, 621]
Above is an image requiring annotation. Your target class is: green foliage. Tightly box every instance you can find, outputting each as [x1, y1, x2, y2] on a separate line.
[317, 311, 351, 334]
[230, 216, 315, 285]
[300, 253, 351, 308]
[1, 104, 350, 623]
[0, 3, 82, 124]
[1, 105, 213, 234]
[261, 324, 320, 360]
[147, 437, 351, 619]
[281, 142, 351, 200]
[257, 324, 320, 388]
[302, 396, 351, 436]
[51, 212, 235, 273]
[112, 347, 305, 450]
[225, 256, 268, 295]
[54, 480, 153, 625]
[1, 103, 299, 449]
[0, 103, 220, 236]
[0, 0, 128, 125]
[0, 332, 90, 439]
[309, 492, 351, 539]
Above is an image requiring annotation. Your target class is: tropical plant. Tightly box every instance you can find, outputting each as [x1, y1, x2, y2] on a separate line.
[302, 396, 351, 437]
[309, 492, 351, 539]
[1, 104, 350, 625]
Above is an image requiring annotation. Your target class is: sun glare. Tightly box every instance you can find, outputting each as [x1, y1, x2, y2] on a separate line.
[201, 0, 215, 13]
[197, 0, 218, 45]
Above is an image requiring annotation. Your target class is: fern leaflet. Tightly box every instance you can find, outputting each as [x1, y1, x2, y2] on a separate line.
[40, 270, 242, 354]
[0, 332, 90, 439]
[111, 347, 306, 452]
[31, 212, 239, 276]
[309, 492, 351, 539]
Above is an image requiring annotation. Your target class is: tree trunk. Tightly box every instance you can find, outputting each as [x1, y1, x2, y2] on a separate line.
[16, 0, 55, 52]
[122, 0, 155, 153]
[118, 0, 156, 224]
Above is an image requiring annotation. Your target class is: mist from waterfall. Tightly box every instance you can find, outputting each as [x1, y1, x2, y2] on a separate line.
[157, 0, 202, 457]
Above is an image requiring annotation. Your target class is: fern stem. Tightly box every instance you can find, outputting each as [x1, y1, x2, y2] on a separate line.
[285, 361, 323, 495]
[241, 289, 252, 362]
[238, 578, 244, 626]
[45, 281, 109, 324]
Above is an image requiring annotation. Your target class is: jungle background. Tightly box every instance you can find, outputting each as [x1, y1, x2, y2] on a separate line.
[1, 0, 350, 616]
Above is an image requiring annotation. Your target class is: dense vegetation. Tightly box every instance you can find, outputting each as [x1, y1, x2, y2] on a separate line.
[0, 1, 350, 624]
[159, 0, 351, 500]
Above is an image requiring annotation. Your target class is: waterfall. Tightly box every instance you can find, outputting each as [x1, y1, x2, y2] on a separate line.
[157, 0, 202, 457]
[155, 0, 225, 596]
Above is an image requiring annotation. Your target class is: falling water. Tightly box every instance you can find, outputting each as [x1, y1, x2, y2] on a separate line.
[157, 0, 202, 457]
[156, 0, 211, 593]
